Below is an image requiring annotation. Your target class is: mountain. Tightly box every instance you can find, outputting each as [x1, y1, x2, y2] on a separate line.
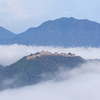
[0, 65, 3, 70]
[0, 27, 16, 44]
[1, 17, 100, 47]
[0, 27, 15, 39]
[0, 51, 85, 90]
[12, 17, 100, 47]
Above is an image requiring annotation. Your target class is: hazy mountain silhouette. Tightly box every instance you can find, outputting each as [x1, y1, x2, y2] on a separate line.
[0, 27, 15, 39]
[1, 17, 100, 47]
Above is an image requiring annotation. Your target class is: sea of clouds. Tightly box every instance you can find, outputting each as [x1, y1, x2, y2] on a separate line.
[0, 44, 100, 100]
[0, 44, 100, 66]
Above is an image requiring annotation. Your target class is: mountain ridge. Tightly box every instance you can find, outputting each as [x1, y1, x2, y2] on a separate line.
[0, 51, 85, 90]
[0, 17, 100, 47]
[0, 27, 16, 39]
[26, 51, 76, 60]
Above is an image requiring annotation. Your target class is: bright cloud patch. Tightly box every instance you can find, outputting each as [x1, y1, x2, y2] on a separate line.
[0, 44, 100, 100]
[0, 61, 100, 100]
[0, 44, 100, 66]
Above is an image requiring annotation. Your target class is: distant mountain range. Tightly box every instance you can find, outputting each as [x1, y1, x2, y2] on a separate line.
[0, 51, 85, 90]
[0, 17, 100, 47]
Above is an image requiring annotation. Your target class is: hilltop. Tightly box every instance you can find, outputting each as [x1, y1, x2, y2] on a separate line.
[0, 51, 85, 90]
[26, 51, 76, 60]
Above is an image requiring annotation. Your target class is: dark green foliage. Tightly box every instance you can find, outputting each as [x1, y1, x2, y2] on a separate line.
[0, 54, 85, 90]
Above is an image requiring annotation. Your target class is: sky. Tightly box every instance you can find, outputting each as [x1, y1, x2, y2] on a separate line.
[0, 0, 100, 33]
[0, 45, 100, 100]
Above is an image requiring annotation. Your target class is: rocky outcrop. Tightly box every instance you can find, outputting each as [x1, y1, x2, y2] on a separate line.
[27, 51, 76, 60]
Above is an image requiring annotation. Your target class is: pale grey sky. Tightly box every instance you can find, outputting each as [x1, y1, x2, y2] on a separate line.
[0, 0, 99, 33]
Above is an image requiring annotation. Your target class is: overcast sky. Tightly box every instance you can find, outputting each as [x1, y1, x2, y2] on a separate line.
[0, 0, 99, 33]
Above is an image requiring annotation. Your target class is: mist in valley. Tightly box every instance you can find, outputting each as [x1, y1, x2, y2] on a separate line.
[0, 44, 100, 100]
[0, 44, 100, 66]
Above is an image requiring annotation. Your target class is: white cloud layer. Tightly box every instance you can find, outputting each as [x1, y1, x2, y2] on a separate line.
[0, 61, 100, 100]
[0, 44, 100, 66]
[0, 44, 100, 100]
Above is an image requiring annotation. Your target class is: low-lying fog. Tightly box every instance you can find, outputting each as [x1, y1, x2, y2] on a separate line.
[0, 44, 100, 100]
[0, 44, 100, 66]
